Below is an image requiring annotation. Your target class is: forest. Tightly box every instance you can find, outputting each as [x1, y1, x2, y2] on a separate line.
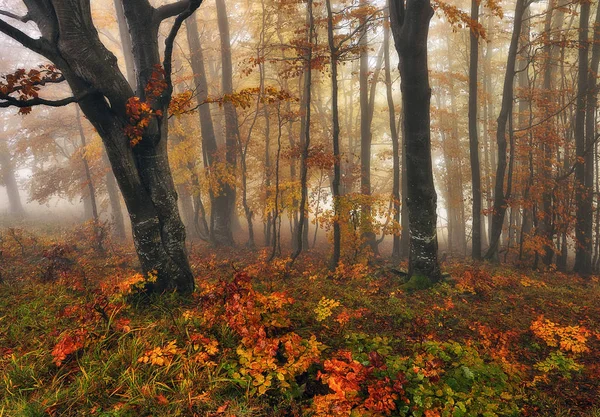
[0, 0, 599, 415]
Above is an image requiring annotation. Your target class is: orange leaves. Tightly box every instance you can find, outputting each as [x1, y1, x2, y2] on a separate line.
[204, 86, 296, 110]
[138, 340, 183, 366]
[51, 329, 87, 366]
[144, 66, 167, 101]
[0, 64, 63, 115]
[531, 316, 590, 354]
[168, 90, 194, 116]
[313, 350, 406, 417]
[125, 65, 167, 146]
[433, 0, 487, 39]
[124, 97, 160, 147]
[198, 271, 323, 396]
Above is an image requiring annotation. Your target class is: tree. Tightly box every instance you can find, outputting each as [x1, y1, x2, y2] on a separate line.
[291, 0, 314, 262]
[215, 0, 239, 247]
[384, 1, 401, 260]
[0, 0, 203, 293]
[389, 0, 441, 282]
[326, 0, 342, 269]
[485, 0, 526, 261]
[186, 14, 230, 245]
[468, 0, 482, 260]
[574, 0, 593, 275]
[0, 139, 24, 217]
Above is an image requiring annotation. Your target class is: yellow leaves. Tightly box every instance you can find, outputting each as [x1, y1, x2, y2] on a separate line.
[168, 90, 193, 116]
[315, 297, 341, 322]
[531, 316, 590, 354]
[433, 0, 487, 39]
[519, 276, 547, 288]
[138, 340, 183, 366]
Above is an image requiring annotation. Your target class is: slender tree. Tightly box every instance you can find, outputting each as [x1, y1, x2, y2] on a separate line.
[485, 0, 526, 261]
[468, 0, 482, 259]
[574, 0, 592, 274]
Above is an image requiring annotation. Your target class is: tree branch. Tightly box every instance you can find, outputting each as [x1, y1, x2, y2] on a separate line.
[0, 18, 53, 57]
[0, 90, 93, 109]
[162, 0, 203, 94]
[154, 0, 191, 22]
[0, 9, 30, 23]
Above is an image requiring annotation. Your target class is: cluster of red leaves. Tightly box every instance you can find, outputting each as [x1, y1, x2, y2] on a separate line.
[51, 328, 87, 366]
[198, 271, 322, 395]
[51, 284, 128, 367]
[125, 65, 167, 146]
[0, 65, 62, 115]
[313, 350, 407, 417]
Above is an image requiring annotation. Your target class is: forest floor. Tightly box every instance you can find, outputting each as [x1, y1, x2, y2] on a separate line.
[1, 228, 599, 416]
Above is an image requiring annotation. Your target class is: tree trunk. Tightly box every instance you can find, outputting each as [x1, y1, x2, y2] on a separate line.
[0, 143, 24, 217]
[468, 0, 482, 260]
[76, 107, 104, 253]
[291, 0, 314, 262]
[485, 0, 526, 261]
[326, 0, 341, 269]
[384, 1, 401, 260]
[574, 0, 592, 274]
[3, 0, 201, 292]
[215, 0, 239, 247]
[580, 2, 600, 274]
[186, 14, 233, 246]
[359, 0, 378, 254]
[390, 0, 441, 281]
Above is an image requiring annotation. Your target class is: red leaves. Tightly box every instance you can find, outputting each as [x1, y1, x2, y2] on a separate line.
[0, 65, 63, 115]
[125, 65, 167, 146]
[314, 350, 407, 416]
[51, 329, 87, 366]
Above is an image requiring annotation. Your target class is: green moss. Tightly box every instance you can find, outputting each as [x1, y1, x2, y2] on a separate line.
[400, 274, 436, 291]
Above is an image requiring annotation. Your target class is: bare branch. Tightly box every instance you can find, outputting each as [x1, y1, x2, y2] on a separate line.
[0, 90, 93, 109]
[0, 18, 53, 57]
[162, 0, 203, 94]
[154, 0, 191, 23]
[0, 10, 30, 22]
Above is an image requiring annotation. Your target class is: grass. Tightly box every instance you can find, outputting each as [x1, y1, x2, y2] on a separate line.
[1, 235, 599, 416]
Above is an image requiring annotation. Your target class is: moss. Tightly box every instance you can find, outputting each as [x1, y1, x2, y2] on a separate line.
[400, 274, 435, 291]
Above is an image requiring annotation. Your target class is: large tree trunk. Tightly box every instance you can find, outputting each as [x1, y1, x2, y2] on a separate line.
[485, 0, 526, 261]
[574, 0, 592, 274]
[390, 0, 441, 281]
[5, 0, 200, 293]
[468, 0, 482, 260]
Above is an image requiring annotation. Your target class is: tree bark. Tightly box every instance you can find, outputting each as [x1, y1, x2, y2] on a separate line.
[390, 0, 441, 281]
[484, 0, 526, 261]
[215, 0, 239, 247]
[384, 1, 401, 260]
[291, 0, 314, 262]
[574, 0, 592, 274]
[0, 0, 202, 293]
[186, 14, 233, 246]
[468, 0, 482, 260]
[326, 0, 341, 269]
